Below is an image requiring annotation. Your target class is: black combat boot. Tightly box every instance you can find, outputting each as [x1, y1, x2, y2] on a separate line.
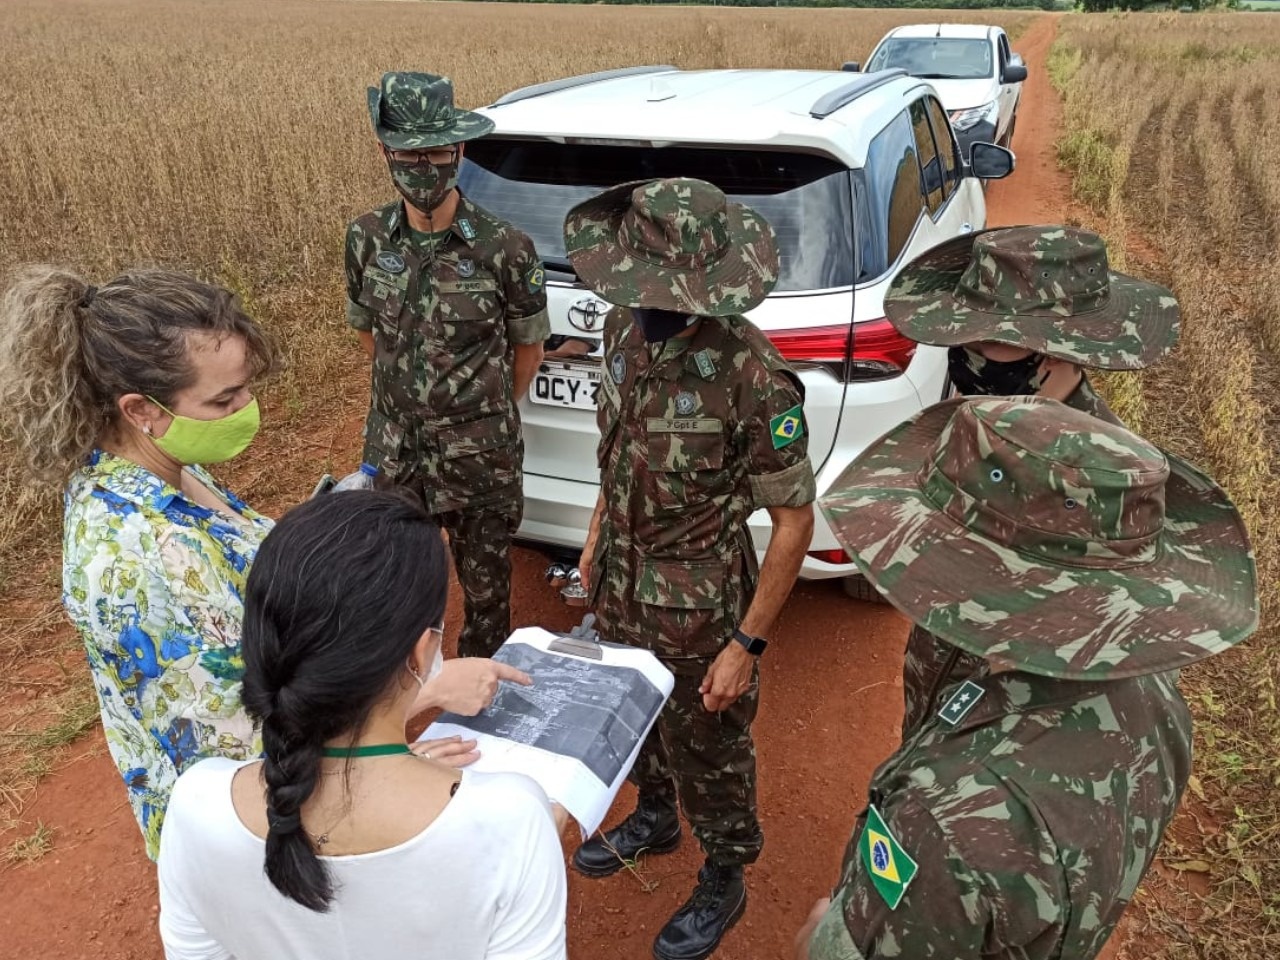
[652, 860, 746, 960]
[572, 796, 682, 877]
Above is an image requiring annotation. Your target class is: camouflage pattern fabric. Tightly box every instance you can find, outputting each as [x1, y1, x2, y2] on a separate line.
[901, 371, 1125, 737]
[631, 656, 763, 866]
[807, 665, 1194, 959]
[884, 226, 1180, 370]
[374, 474, 520, 658]
[819, 396, 1257, 680]
[564, 178, 779, 317]
[588, 307, 814, 866]
[366, 71, 494, 151]
[346, 195, 549, 515]
[590, 308, 815, 659]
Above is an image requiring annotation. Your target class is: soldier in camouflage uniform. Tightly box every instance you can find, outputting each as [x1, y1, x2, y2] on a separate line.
[796, 395, 1257, 960]
[346, 73, 549, 658]
[881, 226, 1183, 737]
[564, 178, 816, 960]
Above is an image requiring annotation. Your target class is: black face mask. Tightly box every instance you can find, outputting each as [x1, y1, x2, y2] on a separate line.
[947, 346, 1045, 396]
[631, 307, 697, 344]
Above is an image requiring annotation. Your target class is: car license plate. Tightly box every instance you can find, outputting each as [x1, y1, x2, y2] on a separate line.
[531, 363, 600, 410]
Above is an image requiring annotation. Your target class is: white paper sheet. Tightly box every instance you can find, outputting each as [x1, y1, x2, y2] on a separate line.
[420, 627, 674, 837]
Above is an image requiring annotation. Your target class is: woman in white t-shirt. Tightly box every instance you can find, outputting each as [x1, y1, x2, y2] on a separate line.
[157, 491, 568, 960]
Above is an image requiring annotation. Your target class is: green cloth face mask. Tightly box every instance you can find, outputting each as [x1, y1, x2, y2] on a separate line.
[148, 397, 261, 465]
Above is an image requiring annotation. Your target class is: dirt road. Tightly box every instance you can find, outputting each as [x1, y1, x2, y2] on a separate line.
[0, 15, 1075, 960]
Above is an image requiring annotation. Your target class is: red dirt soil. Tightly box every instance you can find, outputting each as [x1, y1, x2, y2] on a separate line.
[0, 15, 1106, 960]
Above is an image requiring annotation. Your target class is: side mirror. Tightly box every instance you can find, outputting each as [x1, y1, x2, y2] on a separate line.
[969, 142, 1015, 180]
[1002, 63, 1028, 84]
[841, 61, 860, 73]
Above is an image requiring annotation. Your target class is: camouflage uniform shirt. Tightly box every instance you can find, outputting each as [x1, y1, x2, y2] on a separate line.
[809, 667, 1193, 960]
[900, 375, 1123, 738]
[592, 309, 815, 657]
[345, 196, 550, 513]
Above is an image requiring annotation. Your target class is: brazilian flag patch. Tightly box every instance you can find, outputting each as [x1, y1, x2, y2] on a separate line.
[525, 264, 546, 294]
[860, 805, 918, 910]
[770, 405, 804, 449]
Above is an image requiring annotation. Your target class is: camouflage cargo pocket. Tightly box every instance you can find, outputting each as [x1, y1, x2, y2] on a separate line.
[633, 556, 730, 657]
[359, 270, 407, 356]
[645, 426, 730, 515]
[361, 409, 408, 481]
[437, 413, 519, 497]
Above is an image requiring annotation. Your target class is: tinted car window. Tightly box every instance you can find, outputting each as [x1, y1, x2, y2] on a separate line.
[866, 38, 994, 81]
[862, 110, 924, 274]
[909, 98, 946, 214]
[925, 96, 963, 195]
[459, 141, 854, 292]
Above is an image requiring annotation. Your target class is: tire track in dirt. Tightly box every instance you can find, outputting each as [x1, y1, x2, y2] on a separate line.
[985, 15, 1070, 228]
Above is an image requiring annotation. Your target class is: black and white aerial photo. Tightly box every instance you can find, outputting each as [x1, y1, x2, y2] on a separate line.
[438, 642, 666, 785]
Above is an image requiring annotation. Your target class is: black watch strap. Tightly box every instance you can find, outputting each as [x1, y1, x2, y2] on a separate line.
[733, 628, 768, 656]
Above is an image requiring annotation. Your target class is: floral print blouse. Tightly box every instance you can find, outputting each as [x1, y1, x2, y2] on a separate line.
[62, 451, 271, 860]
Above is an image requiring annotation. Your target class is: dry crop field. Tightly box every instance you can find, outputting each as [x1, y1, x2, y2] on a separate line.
[0, 0, 1034, 823]
[1052, 13, 1280, 958]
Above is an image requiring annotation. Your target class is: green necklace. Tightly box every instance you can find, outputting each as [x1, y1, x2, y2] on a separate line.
[321, 743, 412, 759]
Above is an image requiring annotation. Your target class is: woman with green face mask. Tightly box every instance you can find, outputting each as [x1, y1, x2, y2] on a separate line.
[0, 266, 497, 860]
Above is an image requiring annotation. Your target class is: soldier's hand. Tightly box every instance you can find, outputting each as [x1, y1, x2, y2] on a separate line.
[794, 897, 830, 960]
[699, 642, 756, 712]
[578, 548, 593, 593]
[413, 657, 533, 717]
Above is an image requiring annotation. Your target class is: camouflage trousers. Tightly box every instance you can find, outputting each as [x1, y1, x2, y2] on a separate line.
[901, 624, 985, 739]
[632, 655, 763, 866]
[380, 475, 520, 659]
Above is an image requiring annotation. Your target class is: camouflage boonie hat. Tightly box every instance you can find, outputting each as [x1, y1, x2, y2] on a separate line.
[819, 397, 1257, 680]
[366, 72, 494, 151]
[884, 226, 1180, 369]
[563, 178, 779, 316]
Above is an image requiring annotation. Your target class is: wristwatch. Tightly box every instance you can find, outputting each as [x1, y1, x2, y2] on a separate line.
[732, 628, 769, 657]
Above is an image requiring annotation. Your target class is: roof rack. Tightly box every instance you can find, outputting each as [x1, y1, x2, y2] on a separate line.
[809, 69, 908, 120]
[491, 66, 678, 107]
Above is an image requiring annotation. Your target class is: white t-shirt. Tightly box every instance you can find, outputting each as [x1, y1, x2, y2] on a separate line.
[158, 758, 568, 960]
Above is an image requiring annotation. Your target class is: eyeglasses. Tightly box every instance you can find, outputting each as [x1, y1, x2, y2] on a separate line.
[386, 147, 459, 166]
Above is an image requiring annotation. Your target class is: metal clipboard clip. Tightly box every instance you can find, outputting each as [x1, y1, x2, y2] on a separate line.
[547, 613, 603, 661]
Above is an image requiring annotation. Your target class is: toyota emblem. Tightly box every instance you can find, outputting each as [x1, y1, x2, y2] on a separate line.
[568, 295, 610, 333]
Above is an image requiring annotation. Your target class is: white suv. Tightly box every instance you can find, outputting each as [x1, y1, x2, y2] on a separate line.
[460, 67, 1012, 587]
[858, 24, 1026, 160]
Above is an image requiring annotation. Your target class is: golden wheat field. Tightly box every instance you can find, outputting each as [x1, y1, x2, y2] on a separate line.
[1051, 14, 1280, 957]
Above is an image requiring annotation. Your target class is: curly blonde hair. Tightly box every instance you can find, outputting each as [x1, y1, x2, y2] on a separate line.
[0, 265, 280, 485]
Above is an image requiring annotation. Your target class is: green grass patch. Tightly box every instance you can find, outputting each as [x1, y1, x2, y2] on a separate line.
[1058, 128, 1118, 210]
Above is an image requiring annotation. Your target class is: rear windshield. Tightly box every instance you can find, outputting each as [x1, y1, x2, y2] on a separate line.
[866, 38, 993, 81]
[459, 140, 854, 292]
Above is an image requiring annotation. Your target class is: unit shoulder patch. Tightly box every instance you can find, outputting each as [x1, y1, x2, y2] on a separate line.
[769, 404, 805, 449]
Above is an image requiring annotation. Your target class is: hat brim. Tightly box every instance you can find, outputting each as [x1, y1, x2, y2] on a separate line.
[884, 230, 1181, 370]
[563, 180, 778, 317]
[366, 88, 495, 151]
[818, 397, 1257, 680]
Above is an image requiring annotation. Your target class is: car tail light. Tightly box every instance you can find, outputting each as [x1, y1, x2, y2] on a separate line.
[850, 318, 918, 380]
[808, 548, 851, 564]
[766, 319, 916, 381]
